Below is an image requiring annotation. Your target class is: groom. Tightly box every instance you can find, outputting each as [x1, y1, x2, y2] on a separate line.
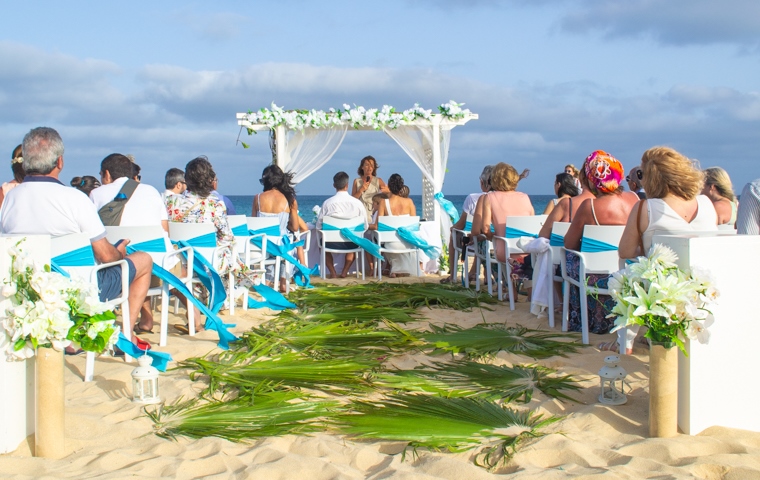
[315, 171, 368, 278]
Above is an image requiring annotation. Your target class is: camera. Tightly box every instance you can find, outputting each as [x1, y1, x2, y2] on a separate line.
[459, 235, 471, 248]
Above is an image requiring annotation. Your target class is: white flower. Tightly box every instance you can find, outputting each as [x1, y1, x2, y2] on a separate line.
[1, 283, 17, 297]
[686, 316, 714, 344]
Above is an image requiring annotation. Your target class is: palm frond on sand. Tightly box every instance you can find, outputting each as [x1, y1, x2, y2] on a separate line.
[338, 394, 558, 468]
[277, 305, 424, 324]
[290, 282, 497, 311]
[422, 323, 581, 359]
[374, 360, 582, 403]
[146, 391, 338, 442]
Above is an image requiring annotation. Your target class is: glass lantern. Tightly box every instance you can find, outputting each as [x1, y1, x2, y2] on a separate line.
[131, 354, 161, 404]
[598, 354, 628, 405]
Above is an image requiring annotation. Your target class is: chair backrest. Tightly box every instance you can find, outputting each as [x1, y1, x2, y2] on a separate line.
[226, 215, 250, 254]
[550, 221, 571, 263]
[320, 215, 367, 243]
[504, 215, 547, 253]
[717, 224, 736, 232]
[579, 225, 625, 271]
[168, 222, 217, 266]
[105, 225, 170, 264]
[376, 215, 420, 244]
[50, 233, 97, 281]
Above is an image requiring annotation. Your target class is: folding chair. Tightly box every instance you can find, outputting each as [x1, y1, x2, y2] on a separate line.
[50, 233, 131, 381]
[561, 225, 625, 344]
[105, 226, 192, 347]
[318, 216, 367, 279]
[372, 215, 422, 280]
[451, 213, 477, 287]
[547, 221, 570, 328]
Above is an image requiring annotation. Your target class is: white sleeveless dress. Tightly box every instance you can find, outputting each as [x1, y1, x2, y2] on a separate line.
[641, 195, 718, 252]
[383, 199, 416, 275]
[256, 194, 293, 279]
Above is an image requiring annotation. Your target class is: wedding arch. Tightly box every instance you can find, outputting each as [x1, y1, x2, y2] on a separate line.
[235, 102, 478, 253]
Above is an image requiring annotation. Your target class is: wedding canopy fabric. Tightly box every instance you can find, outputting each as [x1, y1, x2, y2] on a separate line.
[236, 112, 477, 257]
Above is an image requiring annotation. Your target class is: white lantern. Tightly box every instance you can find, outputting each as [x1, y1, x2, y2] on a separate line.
[598, 354, 628, 405]
[131, 354, 161, 404]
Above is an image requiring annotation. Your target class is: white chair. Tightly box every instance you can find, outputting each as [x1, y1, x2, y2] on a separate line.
[168, 222, 242, 317]
[318, 216, 367, 279]
[451, 213, 477, 287]
[104, 226, 193, 347]
[490, 215, 548, 309]
[547, 221, 571, 328]
[50, 233, 131, 382]
[227, 215, 250, 259]
[560, 225, 625, 345]
[245, 217, 286, 297]
[372, 216, 422, 280]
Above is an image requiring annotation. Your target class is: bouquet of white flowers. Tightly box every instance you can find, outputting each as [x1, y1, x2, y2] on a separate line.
[608, 244, 718, 354]
[0, 239, 120, 360]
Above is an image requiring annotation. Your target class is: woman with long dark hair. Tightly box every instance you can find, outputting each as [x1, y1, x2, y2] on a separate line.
[543, 172, 580, 215]
[251, 164, 300, 291]
[373, 173, 417, 277]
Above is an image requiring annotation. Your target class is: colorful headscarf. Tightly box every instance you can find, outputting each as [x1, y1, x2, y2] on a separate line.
[583, 150, 624, 195]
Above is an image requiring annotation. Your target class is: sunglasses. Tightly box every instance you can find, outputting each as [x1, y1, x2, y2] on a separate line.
[259, 178, 264, 185]
[626, 170, 643, 182]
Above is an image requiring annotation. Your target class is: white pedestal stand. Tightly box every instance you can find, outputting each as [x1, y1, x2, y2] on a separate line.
[654, 234, 760, 434]
[0, 235, 51, 454]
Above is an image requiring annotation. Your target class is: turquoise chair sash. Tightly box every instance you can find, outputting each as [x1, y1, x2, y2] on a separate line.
[248, 225, 281, 237]
[377, 222, 440, 258]
[505, 227, 539, 239]
[248, 233, 317, 288]
[129, 238, 167, 253]
[549, 233, 565, 247]
[171, 235, 227, 314]
[50, 245, 96, 277]
[182, 232, 217, 248]
[231, 224, 249, 237]
[434, 192, 460, 223]
[115, 332, 172, 371]
[580, 237, 619, 252]
[322, 223, 382, 260]
[464, 221, 472, 231]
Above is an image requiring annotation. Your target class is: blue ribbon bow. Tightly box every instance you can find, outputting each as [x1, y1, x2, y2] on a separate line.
[434, 192, 460, 224]
[377, 222, 440, 258]
[321, 223, 383, 260]
[248, 232, 317, 288]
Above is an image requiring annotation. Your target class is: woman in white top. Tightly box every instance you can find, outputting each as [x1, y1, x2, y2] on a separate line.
[702, 167, 738, 227]
[376, 174, 417, 277]
[251, 164, 300, 291]
[617, 147, 718, 353]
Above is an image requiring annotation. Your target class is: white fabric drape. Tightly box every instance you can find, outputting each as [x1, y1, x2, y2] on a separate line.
[383, 124, 453, 260]
[282, 125, 348, 184]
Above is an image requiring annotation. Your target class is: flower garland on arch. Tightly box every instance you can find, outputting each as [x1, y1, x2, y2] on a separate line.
[242, 101, 472, 132]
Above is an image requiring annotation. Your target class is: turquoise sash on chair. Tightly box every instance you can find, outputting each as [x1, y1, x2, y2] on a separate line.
[51, 245, 96, 270]
[580, 237, 618, 252]
[171, 235, 227, 314]
[248, 225, 281, 238]
[549, 233, 565, 247]
[321, 223, 382, 260]
[129, 238, 167, 253]
[231, 224, 249, 237]
[464, 221, 472, 231]
[181, 232, 217, 248]
[377, 222, 440, 258]
[115, 332, 172, 371]
[248, 232, 317, 288]
[505, 227, 539, 239]
[434, 192, 460, 223]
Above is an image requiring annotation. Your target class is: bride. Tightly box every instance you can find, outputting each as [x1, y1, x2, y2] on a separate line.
[374, 173, 417, 277]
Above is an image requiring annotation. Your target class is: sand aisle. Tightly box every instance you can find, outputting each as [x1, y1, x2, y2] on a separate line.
[2, 277, 759, 479]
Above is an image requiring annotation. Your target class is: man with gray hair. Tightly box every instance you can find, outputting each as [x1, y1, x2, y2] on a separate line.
[626, 165, 646, 199]
[0, 127, 153, 344]
[163, 167, 186, 202]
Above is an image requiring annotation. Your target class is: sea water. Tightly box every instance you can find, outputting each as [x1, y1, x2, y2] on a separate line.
[228, 194, 556, 222]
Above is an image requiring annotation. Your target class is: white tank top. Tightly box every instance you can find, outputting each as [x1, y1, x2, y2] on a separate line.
[641, 195, 718, 252]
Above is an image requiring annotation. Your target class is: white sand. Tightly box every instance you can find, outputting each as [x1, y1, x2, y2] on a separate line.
[2, 276, 759, 479]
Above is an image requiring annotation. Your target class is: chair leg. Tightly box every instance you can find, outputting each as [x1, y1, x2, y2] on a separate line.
[547, 270, 555, 329]
[496, 263, 504, 302]
[485, 256, 493, 297]
[505, 262, 515, 311]
[121, 300, 132, 362]
[160, 284, 169, 347]
[579, 283, 590, 344]
[229, 272, 235, 316]
[360, 250, 365, 280]
[562, 281, 569, 332]
[321, 248, 326, 280]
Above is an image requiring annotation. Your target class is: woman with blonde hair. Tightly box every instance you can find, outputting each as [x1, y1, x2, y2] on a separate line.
[619, 147, 717, 259]
[702, 166, 737, 226]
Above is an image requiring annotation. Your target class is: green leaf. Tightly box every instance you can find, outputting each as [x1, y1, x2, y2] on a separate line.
[241, 142, 250, 149]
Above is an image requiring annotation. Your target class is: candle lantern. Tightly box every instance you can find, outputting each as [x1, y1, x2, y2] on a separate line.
[598, 354, 628, 405]
[131, 354, 161, 404]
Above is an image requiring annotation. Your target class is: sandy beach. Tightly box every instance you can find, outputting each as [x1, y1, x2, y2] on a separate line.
[2, 275, 759, 479]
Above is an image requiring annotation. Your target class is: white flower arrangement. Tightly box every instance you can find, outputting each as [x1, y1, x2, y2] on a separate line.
[242, 101, 472, 132]
[608, 244, 719, 354]
[0, 239, 120, 361]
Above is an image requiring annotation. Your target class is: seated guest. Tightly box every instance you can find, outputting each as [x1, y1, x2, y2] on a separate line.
[441, 165, 493, 284]
[70, 175, 101, 196]
[132, 162, 141, 182]
[538, 168, 595, 239]
[0, 144, 26, 208]
[543, 172, 580, 215]
[737, 178, 760, 235]
[618, 146, 718, 353]
[472, 162, 534, 292]
[563, 151, 638, 337]
[163, 168, 186, 202]
[90, 153, 170, 333]
[317, 171, 368, 278]
[702, 167, 737, 226]
[0, 127, 153, 344]
[251, 164, 300, 291]
[167, 156, 259, 321]
[626, 165, 646, 199]
[375, 173, 417, 278]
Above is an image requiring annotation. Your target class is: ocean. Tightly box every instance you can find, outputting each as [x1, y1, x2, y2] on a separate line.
[228, 194, 556, 222]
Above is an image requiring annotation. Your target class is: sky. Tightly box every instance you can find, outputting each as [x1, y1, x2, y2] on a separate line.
[2, 0, 760, 198]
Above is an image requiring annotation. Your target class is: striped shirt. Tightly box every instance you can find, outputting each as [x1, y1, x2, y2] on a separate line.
[737, 179, 760, 235]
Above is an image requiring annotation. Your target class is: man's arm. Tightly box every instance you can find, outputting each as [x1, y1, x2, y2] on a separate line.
[91, 237, 128, 264]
